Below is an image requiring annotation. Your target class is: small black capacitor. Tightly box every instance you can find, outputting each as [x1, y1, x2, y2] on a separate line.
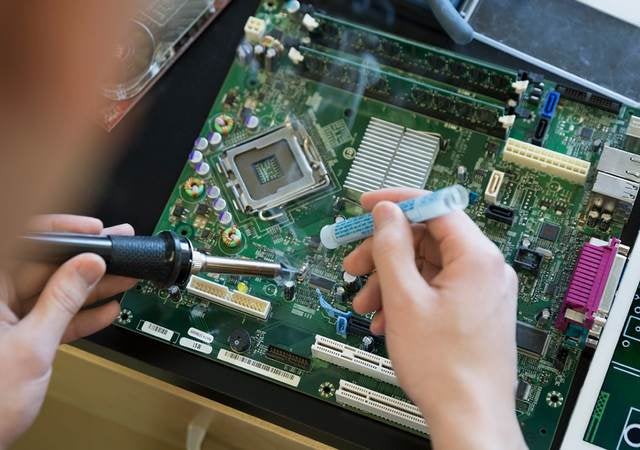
[343, 272, 362, 296]
[361, 336, 375, 352]
[283, 280, 295, 301]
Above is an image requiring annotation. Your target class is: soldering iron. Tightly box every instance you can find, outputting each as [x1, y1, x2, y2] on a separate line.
[20, 231, 292, 286]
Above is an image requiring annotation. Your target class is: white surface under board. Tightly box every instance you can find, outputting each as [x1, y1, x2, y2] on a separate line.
[576, 0, 640, 27]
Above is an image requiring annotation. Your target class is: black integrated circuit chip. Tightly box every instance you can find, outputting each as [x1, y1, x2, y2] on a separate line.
[516, 321, 550, 357]
[196, 203, 210, 216]
[580, 127, 594, 139]
[309, 274, 335, 291]
[539, 223, 560, 242]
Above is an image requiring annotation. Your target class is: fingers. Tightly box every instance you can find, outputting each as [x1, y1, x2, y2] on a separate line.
[18, 253, 105, 351]
[344, 223, 426, 275]
[13, 223, 134, 301]
[360, 187, 426, 211]
[26, 214, 103, 234]
[370, 202, 432, 308]
[61, 300, 120, 343]
[421, 210, 494, 266]
[370, 310, 385, 335]
[352, 273, 381, 314]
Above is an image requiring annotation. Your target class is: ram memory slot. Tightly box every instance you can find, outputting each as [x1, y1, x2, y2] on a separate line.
[310, 13, 517, 103]
[298, 46, 509, 138]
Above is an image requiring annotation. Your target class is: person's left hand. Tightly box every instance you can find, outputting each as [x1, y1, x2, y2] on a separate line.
[0, 215, 136, 449]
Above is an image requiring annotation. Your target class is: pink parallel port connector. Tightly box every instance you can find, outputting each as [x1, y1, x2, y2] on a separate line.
[555, 238, 621, 331]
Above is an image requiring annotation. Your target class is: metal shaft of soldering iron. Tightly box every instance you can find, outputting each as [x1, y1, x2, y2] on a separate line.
[20, 231, 286, 286]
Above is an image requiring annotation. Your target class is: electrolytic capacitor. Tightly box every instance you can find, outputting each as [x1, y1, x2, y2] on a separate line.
[335, 286, 345, 302]
[587, 209, 599, 227]
[236, 43, 253, 64]
[195, 161, 210, 176]
[219, 210, 234, 227]
[343, 272, 362, 295]
[536, 308, 551, 326]
[194, 137, 209, 152]
[283, 280, 295, 300]
[254, 44, 265, 64]
[265, 47, 277, 72]
[361, 336, 375, 352]
[245, 115, 260, 130]
[188, 150, 203, 165]
[206, 185, 221, 199]
[208, 131, 223, 149]
[213, 197, 227, 214]
[456, 165, 467, 183]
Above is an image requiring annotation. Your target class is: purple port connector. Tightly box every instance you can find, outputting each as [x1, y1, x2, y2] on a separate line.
[556, 238, 620, 331]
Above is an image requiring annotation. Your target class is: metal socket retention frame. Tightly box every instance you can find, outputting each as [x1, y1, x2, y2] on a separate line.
[219, 118, 329, 214]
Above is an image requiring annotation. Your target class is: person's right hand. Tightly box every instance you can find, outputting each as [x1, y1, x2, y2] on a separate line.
[343, 188, 526, 450]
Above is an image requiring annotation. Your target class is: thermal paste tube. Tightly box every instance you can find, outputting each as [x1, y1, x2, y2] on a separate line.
[320, 185, 469, 249]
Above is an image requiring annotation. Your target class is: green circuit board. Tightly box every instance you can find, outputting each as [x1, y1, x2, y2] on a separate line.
[117, 2, 640, 448]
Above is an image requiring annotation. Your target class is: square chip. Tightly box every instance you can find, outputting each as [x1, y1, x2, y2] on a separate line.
[539, 223, 560, 242]
[219, 119, 329, 213]
[580, 127, 594, 139]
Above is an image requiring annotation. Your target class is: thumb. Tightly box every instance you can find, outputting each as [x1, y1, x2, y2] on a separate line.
[20, 253, 105, 346]
[371, 202, 431, 308]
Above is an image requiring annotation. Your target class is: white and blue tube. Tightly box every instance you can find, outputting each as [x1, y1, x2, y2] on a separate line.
[320, 185, 469, 249]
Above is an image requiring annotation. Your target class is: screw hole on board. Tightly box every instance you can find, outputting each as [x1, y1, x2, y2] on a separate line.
[344, 108, 353, 118]
[539, 428, 547, 435]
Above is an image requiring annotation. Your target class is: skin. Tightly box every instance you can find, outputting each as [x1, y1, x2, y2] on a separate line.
[0, 216, 136, 448]
[344, 188, 527, 450]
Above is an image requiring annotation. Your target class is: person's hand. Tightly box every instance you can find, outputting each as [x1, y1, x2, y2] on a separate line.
[0, 215, 136, 449]
[343, 188, 526, 450]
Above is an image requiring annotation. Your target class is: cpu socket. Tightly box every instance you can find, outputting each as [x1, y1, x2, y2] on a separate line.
[219, 119, 329, 215]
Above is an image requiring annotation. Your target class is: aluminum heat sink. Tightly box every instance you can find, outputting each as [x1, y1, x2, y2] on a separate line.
[344, 118, 440, 198]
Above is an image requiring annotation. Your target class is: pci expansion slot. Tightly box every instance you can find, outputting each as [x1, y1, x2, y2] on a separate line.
[336, 380, 428, 434]
[311, 335, 398, 385]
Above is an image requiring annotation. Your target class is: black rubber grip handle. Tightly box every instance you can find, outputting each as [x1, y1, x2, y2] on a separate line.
[21, 231, 193, 286]
[109, 232, 191, 285]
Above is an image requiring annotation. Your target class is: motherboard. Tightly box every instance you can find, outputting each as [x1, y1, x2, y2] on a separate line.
[117, 2, 640, 448]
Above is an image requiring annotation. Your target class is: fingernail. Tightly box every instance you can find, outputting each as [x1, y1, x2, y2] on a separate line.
[77, 260, 103, 288]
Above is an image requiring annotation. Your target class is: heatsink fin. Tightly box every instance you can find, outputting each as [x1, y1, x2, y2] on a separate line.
[344, 118, 439, 198]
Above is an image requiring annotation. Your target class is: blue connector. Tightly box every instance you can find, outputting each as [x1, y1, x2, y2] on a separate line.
[541, 91, 560, 119]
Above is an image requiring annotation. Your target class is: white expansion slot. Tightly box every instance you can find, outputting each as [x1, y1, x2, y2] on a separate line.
[311, 335, 398, 385]
[336, 380, 427, 434]
[186, 276, 271, 320]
